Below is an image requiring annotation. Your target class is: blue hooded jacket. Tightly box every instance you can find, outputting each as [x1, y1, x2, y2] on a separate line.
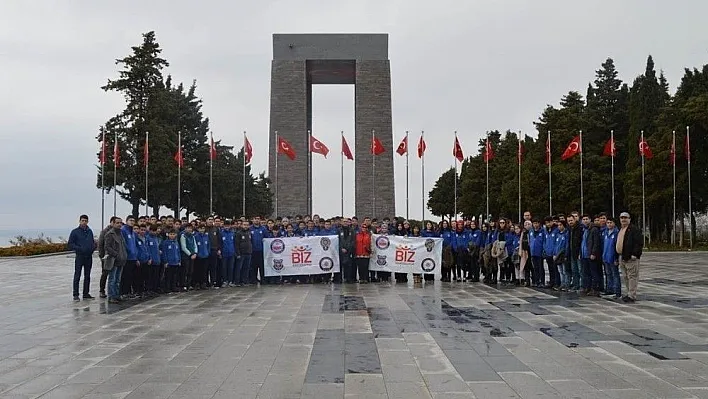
[196, 231, 210, 259]
[469, 229, 482, 248]
[530, 228, 544, 257]
[250, 225, 268, 252]
[302, 229, 319, 237]
[505, 232, 517, 256]
[161, 238, 181, 266]
[488, 229, 499, 244]
[440, 228, 453, 247]
[121, 225, 138, 261]
[146, 233, 160, 265]
[318, 228, 338, 236]
[421, 229, 439, 238]
[602, 228, 618, 264]
[221, 229, 236, 258]
[542, 227, 557, 257]
[136, 235, 151, 264]
[68, 226, 95, 255]
[451, 230, 471, 252]
[554, 229, 568, 257]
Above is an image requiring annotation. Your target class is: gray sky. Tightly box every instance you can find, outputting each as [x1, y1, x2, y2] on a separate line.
[1, 0, 706, 231]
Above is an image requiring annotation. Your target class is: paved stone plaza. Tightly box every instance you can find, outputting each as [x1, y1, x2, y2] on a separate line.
[1, 253, 708, 398]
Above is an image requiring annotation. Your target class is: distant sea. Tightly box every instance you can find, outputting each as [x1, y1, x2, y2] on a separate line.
[0, 228, 75, 247]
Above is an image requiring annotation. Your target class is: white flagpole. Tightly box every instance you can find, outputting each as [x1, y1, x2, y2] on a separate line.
[579, 130, 584, 215]
[672, 130, 676, 245]
[518, 133, 522, 223]
[454, 131, 458, 219]
[687, 126, 693, 249]
[101, 130, 105, 226]
[177, 131, 181, 219]
[307, 129, 312, 215]
[611, 129, 615, 218]
[372, 129, 376, 218]
[641, 130, 646, 248]
[113, 131, 117, 216]
[145, 131, 149, 217]
[275, 130, 279, 217]
[548, 131, 552, 216]
[405, 130, 410, 220]
[421, 130, 425, 223]
[340, 131, 344, 217]
[242, 131, 247, 217]
[209, 132, 214, 215]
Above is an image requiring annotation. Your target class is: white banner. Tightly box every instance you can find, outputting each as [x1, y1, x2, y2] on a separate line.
[263, 235, 340, 277]
[368, 234, 443, 276]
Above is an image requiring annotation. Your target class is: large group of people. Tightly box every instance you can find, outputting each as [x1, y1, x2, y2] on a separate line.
[67, 209, 644, 304]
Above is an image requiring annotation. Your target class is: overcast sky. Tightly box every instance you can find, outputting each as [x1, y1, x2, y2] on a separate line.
[1, 0, 706, 231]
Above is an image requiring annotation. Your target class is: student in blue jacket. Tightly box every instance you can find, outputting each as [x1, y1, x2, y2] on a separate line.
[554, 221, 569, 291]
[529, 219, 545, 287]
[602, 218, 621, 298]
[146, 225, 162, 293]
[194, 224, 211, 290]
[451, 221, 471, 282]
[468, 221, 482, 282]
[136, 225, 151, 294]
[161, 229, 181, 293]
[68, 214, 96, 301]
[121, 216, 139, 298]
[221, 220, 237, 287]
[542, 217, 559, 289]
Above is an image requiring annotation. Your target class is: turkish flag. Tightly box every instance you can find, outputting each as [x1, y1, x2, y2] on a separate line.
[371, 137, 385, 156]
[453, 137, 464, 162]
[517, 140, 525, 165]
[174, 146, 183, 167]
[639, 138, 653, 159]
[278, 137, 296, 160]
[396, 136, 408, 156]
[561, 135, 581, 161]
[113, 140, 120, 167]
[483, 138, 494, 163]
[685, 133, 691, 162]
[210, 136, 217, 160]
[341, 136, 354, 160]
[603, 137, 616, 157]
[144, 134, 149, 167]
[544, 135, 551, 165]
[417, 135, 426, 158]
[100, 139, 107, 165]
[310, 136, 329, 158]
[244, 136, 253, 164]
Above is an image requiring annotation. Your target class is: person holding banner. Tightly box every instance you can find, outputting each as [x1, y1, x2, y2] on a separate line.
[338, 218, 355, 284]
[355, 221, 373, 283]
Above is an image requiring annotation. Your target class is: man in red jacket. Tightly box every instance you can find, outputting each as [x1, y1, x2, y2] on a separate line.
[355, 221, 372, 284]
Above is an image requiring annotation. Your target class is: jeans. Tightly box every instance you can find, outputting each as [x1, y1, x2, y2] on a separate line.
[570, 258, 581, 290]
[108, 265, 123, 299]
[604, 262, 620, 295]
[557, 262, 568, 288]
[73, 253, 93, 297]
[236, 254, 252, 284]
[223, 256, 235, 284]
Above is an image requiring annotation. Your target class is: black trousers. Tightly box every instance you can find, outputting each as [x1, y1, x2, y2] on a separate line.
[100, 268, 109, 294]
[181, 255, 194, 287]
[73, 254, 92, 297]
[342, 257, 356, 283]
[148, 265, 161, 292]
[193, 258, 208, 287]
[356, 257, 369, 282]
[121, 260, 137, 295]
[251, 251, 264, 283]
[469, 253, 480, 281]
[165, 266, 179, 291]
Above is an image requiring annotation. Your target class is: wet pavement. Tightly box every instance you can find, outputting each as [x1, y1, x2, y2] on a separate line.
[0, 252, 708, 398]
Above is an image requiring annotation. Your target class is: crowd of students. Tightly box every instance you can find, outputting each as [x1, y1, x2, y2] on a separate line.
[67, 209, 643, 305]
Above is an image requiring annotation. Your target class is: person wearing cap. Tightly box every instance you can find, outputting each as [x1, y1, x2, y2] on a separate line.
[616, 212, 643, 303]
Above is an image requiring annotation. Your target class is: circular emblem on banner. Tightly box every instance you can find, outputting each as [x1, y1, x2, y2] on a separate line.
[421, 258, 436, 273]
[270, 239, 285, 254]
[375, 236, 390, 250]
[320, 237, 331, 251]
[424, 239, 435, 252]
[272, 259, 284, 271]
[319, 256, 334, 271]
[376, 255, 387, 266]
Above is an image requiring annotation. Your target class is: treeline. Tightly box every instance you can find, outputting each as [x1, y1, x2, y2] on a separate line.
[96, 32, 273, 218]
[428, 57, 707, 244]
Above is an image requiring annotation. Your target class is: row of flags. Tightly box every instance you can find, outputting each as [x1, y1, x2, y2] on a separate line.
[557, 134, 691, 163]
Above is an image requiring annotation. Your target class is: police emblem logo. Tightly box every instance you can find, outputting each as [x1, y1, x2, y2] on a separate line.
[319, 256, 334, 271]
[272, 259, 284, 271]
[270, 239, 285, 254]
[421, 258, 436, 272]
[376, 255, 387, 266]
[375, 236, 390, 250]
[320, 237, 331, 251]
[424, 239, 435, 252]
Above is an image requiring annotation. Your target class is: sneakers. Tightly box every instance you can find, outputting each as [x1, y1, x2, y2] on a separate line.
[83, 294, 95, 300]
[108, 298, 120, 304]
[99, 292, 107, 299]
[73, 296, 80, 302]
[622, 296, 636, 303]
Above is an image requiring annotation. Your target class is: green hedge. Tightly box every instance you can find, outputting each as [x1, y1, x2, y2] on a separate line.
[0, 243, 68, 257]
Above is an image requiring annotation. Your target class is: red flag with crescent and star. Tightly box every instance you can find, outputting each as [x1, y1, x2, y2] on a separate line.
[341, 136, 354, 160]
[278, 137, 296, 160]
[639, 138, 653, 159]
[670, 140, 676, 166]
[309, 136, 329, 158]
[174, 146, 183, 167]
[396, 136, 408, 156]
[561, 135, 581, 161]
[544, 135, 551, 165]
[417, 135, 426, 158]
[244, 136, 253, 164]
[113, 140, 120, 167]
[210, 135, 217, 160]
[603, 137, 616, 157]
[483, 138, 494, 163]
[453, 137, 464, 162]
[371, 137, 385, 156]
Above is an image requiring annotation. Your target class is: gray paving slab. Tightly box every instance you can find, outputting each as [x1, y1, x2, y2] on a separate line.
[0, 252, 706, 398]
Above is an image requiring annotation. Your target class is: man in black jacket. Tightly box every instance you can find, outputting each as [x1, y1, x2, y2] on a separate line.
[104, 217, 128, 303]
[68, 215, 96, 301]
[616, 212, 643, 303]
[339, 218, 355, 284]
[567, 214, 583, 291]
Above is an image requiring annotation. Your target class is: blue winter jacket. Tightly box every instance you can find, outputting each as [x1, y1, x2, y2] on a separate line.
[421, 229, 439, 238]
[505, 232, 517, 256]
[542, 227, 557, 257]
[302, 229, 319, 237]
[488, 229, 499, 244]
[136, 236, 151, 264]
[602, 228, 619, 264]
[121, 225, 138, 261]
[469, 229, 482, 248]
[196, 232, 210, 259]
[553, 229, 568, 257]
[440, 229, 453, 247]
[146, 234, 160, 265]
[161, 238, 181, 266]
[318, 228, 338, 236]
[530, 228, 544, 257]
[451, 230, 471, 252]
[68, 226, 95, 255]
[250, 225, 268, 252]
[221, 229, 236, 258]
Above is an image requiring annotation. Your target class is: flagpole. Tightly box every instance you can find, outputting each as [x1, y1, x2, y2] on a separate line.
[113, 131, 117, 216]
[579, 130, 584, 215]
[145, 131, 149, 217]
[641, 130, 646, 248]
[672, 130, 676, 245]
[177, 131, 181, 219]
[454, 131, 458, 220]
[611, 129, 615, 218]
[548, 131, 552, 216]
[372, 129, 376, 218]
[687, 125, 693, 249]
[307, 129, 312, 215]
[275, 130, 279, 217]
[421, 130, 425, 223]
[209, 132, 213, 215]
[340, 131, 344, 217]
[242, 131, 247, 217]
[485, 131, 489, 220]
[405, 130, 410, 220]
[518, 133, 522, 223]
[101, 130, 105, 226]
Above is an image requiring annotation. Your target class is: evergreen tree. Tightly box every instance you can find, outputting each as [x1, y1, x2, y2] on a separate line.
[428, 168, 457, 220]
